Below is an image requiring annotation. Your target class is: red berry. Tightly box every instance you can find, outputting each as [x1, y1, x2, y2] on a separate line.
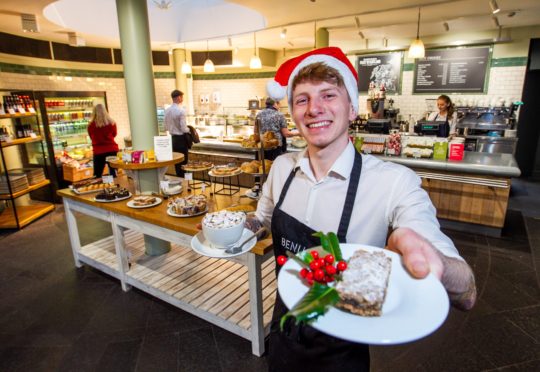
[310, 251, 319, 260]
[314, 269, 325, 282]
[325, 265, 337, 275]
[325, 275, 334, 283]
[307, 279, 314, 286]
[305, 271, 314, 281]
[309, 260, 320, 271]
[277, 255, 287, 266]
[324, 254, 335, 264]
[299, 268, 309, 278]
[337, 261, 347, 271]
[317, 258, 326, 267]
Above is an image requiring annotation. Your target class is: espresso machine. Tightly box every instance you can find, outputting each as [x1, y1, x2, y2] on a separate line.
[456, 103, 521, 154]
[366, 98, 392, 134]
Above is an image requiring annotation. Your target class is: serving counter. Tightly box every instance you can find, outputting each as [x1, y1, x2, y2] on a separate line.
[58, 185, 275, 356]
[377, 152, 521, 235]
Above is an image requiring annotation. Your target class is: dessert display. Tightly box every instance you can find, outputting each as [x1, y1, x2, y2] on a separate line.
[131, 195, 157, 206]
[361, 136, 386, 154]
[386, 132, 402, 156]
[241, 131, 280, 149]
[240, 159, 273, 174]
[335, 249, 391, 316]
[71, 179, 113, 194]
[182, 161, 213, 170]
[167, 194, 207, 216]
[403, 136, 434, 158]
[94, 186, 130, 201]
[202, 210, 246, 248]
[211, 165, 241, 176]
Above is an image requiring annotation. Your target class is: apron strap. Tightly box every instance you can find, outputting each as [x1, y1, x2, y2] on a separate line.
[336, 150, 363, 242]
[275, 167, 299, 209]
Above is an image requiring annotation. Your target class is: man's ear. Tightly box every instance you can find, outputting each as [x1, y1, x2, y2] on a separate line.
[349, 104, 357, 121]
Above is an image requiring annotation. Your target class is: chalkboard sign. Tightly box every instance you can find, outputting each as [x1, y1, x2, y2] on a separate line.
[413, 47, 490, 93]
[357, 53, 402, 94]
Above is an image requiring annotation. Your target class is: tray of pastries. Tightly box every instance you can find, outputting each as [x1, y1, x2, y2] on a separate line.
[209, 165, 241, 177]
[240, 159, 273, 174]
[241, 131, 280, 150]
[167, 194, 208, 217]
[94, 186, 131, 202]
[70, 179, 114, 194]
[182, 161, 214, 171]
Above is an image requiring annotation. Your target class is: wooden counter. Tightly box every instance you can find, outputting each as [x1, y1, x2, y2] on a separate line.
[58, 185, 274, 356]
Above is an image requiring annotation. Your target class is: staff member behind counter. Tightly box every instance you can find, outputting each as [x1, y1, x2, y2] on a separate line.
[246, 47, 476, 371]
[427, 94, 458, 137]
[164, 89, 189, 177]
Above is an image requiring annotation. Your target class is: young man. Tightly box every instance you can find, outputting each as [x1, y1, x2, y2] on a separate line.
[247, 47, 476, 371]
[164, 89, 189, 177]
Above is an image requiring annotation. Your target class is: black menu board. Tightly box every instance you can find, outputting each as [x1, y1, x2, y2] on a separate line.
[413, 47, 490, 93]
[357, 53, 402, 93]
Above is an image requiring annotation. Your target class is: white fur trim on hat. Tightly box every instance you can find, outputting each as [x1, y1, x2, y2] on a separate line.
[266, 80, 286, 101]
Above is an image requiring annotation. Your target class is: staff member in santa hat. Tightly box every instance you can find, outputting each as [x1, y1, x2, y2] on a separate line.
[244, 47, 476, 371]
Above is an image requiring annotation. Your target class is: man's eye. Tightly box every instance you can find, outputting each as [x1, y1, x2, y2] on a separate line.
[295, 98, 307, 105]
[323, 94, 336, 100]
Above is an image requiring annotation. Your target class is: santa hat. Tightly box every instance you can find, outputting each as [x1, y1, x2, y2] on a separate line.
[266, 46, 359, 113]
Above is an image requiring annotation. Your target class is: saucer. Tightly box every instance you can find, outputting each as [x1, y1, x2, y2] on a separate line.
[191, 228, 256, 258]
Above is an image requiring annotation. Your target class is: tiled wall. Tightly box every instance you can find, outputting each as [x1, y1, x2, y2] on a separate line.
[0, 70, 175, 148]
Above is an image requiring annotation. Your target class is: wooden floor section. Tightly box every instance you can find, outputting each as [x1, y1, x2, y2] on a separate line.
[78, 230, 277, 340]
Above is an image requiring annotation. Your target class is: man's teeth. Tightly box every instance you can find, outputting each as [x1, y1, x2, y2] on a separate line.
[307, 121, 330, 128]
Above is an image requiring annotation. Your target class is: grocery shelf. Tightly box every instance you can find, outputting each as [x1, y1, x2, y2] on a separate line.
[0, 112, 37, 119]
[0, 203, 54, 229]
[0, 135, 43, 148]
[0, 179, 51, 200]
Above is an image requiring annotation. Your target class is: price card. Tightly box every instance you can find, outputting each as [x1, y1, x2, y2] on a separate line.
[102, 175, 114, 184]
[154, 135, 173, 161]
[185, 173, 193, 181]
[7, 108, 16, 115]
[28, 108, 36, 114]
[18, 107, 26, 114]
[4, 136, 13, 143]
[29, 132, 37, 138]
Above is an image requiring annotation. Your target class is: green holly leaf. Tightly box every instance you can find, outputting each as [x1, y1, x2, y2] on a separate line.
[280, 283, 340, 330]
[312, 231, 343, 261]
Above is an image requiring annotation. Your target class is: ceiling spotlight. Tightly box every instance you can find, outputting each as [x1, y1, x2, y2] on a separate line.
[280, 28, 287, 39]
[358, 31, 365, 39]
[355, 16, 361, 29]
[153, 0, 172, 10]
[382, 38, 388, 48]
[227, 36, 232, 47]
[443, 22, 450, 32]
[287, 41, 294, 47]
[492, 15, 500, 28]
[489, 0, 500, 14]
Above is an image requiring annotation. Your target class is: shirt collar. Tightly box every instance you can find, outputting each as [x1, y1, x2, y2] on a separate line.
[295, 141, 356, 182]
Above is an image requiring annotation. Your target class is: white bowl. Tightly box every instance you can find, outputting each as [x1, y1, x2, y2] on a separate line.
[202, 211, 246, 249]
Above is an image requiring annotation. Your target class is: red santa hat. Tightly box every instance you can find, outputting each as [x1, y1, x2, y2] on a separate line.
[266, 46, 359, 113]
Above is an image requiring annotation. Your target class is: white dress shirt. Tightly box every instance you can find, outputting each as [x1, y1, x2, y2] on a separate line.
[255, 142, 462, 260]
[164, 103, 188, 135]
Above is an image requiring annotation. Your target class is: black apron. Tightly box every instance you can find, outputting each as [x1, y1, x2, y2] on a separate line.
[434, 114, 450, 137]
[268, 150, 369, 372]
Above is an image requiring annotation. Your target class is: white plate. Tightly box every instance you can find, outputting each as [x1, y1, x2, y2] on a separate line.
[208, 169, 242, 178]
[167, 207, 208, 218]
[190, 228, 256, 258]
[127, 197, 162, 209]
[278, 244, 449, 345]
[244, 190, 260, 200]
[93, 192, 132, 203]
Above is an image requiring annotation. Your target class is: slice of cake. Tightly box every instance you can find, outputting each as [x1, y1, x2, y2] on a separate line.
[335, 249, 391, 317]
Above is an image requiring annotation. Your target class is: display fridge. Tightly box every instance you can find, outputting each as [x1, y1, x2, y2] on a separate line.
[33, 91, 107, 194]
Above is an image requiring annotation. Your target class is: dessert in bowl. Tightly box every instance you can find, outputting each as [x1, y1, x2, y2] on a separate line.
[202, 211, 246, 248]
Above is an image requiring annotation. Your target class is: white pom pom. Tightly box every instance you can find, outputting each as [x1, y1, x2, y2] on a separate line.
[266, 80, 286, 100]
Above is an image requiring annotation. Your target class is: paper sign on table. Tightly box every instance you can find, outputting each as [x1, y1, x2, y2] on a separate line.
[154, 135, 173, 161]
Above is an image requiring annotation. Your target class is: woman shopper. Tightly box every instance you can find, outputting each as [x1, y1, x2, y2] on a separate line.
[88, 103, 119, 178]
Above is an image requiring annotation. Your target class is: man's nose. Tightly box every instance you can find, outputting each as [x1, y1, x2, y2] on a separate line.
[307, 98, 323, 116]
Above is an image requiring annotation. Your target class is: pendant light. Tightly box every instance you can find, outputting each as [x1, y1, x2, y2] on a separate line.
[408, 7, 425, 59]
[249, 32, 262, 69]
[203, 40, 215, 73]
[181, 42, 192, 74]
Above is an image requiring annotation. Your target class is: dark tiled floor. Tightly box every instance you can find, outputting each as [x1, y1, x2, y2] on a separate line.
[0, 178, 539, 372]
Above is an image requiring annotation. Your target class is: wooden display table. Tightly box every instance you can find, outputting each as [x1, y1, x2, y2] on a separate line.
[57, 185, 274, 356]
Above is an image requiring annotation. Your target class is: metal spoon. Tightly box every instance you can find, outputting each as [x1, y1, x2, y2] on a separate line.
[225, 227, 266, 254]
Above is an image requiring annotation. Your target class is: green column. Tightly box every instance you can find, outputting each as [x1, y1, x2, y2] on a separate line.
[116, 0, 170, 256]
[315, 28, 329, 48]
